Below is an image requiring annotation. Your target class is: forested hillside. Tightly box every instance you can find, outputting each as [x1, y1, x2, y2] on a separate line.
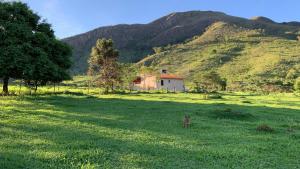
[63, 11, 300, 74]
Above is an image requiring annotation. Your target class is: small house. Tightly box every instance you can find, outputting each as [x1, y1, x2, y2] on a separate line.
[133, 69, 185, 92]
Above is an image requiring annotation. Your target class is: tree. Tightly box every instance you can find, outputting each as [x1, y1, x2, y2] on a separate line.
[153, 47, 163, 54]
[120, 63, 138, 91]
[25, 32, 72, 91]
[196, 71, 227, 91]
[286, 68, 300, 86]
[0, 1, 72, 94]
[88, 39, 121, 93]
[0, 1, 38, 94]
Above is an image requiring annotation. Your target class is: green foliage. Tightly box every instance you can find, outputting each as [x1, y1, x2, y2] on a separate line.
[119, 63, 138, 91]
[0, 1, 72, 94]
[286, 67, 300, 85]
[195, 71, 227, 91]
[294, 77, 300, 91]
[88, 39, 121, 93]
[153, 47, 164, 54]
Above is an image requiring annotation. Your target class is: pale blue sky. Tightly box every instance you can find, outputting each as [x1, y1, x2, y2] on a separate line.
[20, 0, 300, 39]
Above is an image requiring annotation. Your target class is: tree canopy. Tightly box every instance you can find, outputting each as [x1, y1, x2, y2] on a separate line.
[195, 71, 227, 92]
[0, 1, 72, 94]
[88, 38, 121, 93]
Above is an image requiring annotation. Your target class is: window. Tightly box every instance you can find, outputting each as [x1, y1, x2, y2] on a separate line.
[161, 80, 164, 86]
[168, 80, 171, 83]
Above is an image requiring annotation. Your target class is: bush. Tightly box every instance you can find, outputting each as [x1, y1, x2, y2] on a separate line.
[256, 124, 274, 133]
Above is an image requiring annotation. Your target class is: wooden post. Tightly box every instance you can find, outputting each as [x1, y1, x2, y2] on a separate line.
[2, 77, 9, 95]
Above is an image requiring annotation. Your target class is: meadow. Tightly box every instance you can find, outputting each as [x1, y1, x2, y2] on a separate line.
[0, 85, 300, 169]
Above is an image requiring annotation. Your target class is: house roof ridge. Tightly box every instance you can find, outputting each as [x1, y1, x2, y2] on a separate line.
[160, 73, 184, 80]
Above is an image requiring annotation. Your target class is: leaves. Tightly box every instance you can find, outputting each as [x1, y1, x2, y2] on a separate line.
[0, 1, 72, 93]
[88, 39, 121, 92]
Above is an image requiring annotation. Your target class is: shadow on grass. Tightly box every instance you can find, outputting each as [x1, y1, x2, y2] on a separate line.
[1, 94, 300, 168]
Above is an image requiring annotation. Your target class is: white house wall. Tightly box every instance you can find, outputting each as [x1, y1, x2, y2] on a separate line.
[157, 79, 185, 92]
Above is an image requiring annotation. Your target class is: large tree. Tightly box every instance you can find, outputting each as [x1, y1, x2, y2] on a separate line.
[0, 1, 72, 94]
[24, 29, 72, 91]
[88, 39, 121, 93]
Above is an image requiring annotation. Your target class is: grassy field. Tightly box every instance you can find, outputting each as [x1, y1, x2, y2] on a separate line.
[1, 90, 300, 168]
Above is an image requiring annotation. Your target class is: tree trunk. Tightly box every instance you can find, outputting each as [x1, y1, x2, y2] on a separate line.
[111, 82, 114, 93]
[104, 86, 109, 94]
[88, 80, 90, 94]
[34, 81, 38, 94]
[2, 77, 9, 95]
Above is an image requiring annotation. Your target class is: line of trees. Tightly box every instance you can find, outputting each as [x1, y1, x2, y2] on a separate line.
[0, 1, 72, 95]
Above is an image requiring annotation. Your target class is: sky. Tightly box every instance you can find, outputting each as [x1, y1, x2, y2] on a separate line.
[19, 0, 300, 39]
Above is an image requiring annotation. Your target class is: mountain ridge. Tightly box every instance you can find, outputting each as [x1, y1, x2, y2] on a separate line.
[62, 11, 300, 74]
[138, 21, 300, 90]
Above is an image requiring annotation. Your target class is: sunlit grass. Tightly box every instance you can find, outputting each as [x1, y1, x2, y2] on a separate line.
[0, 87, 300, 168]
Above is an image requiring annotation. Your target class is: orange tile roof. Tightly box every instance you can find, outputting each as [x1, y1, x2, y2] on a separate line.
[160, 74, 184, 80]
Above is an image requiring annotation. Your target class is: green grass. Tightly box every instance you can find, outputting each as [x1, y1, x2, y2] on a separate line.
[1, 89, 300, 168]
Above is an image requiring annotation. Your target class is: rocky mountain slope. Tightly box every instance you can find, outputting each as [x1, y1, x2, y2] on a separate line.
[63, 11, 300, 74]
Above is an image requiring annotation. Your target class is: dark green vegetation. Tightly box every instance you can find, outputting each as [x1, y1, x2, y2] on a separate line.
[63, 11, 300, 74]
[1, 92, 300, 168]
[0, 1, 72, 94]
[139, 22, 300, 91]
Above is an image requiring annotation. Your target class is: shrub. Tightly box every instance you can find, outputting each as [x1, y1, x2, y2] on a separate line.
[256, 124, 274, 133]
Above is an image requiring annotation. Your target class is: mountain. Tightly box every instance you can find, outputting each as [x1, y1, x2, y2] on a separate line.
[62, 11, 300, 74]
[138, 22, 300, 90]
[250, 16, 276, 23]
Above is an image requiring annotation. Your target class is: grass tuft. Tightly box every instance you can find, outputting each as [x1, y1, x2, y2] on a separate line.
[256, 124, 274, 133]
[211, 108, 254, 120]
[241, 100, 252, 104]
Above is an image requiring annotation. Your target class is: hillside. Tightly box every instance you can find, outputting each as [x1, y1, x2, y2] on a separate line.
[63, 11, 300, 74]
[138, 22, 300, 90]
